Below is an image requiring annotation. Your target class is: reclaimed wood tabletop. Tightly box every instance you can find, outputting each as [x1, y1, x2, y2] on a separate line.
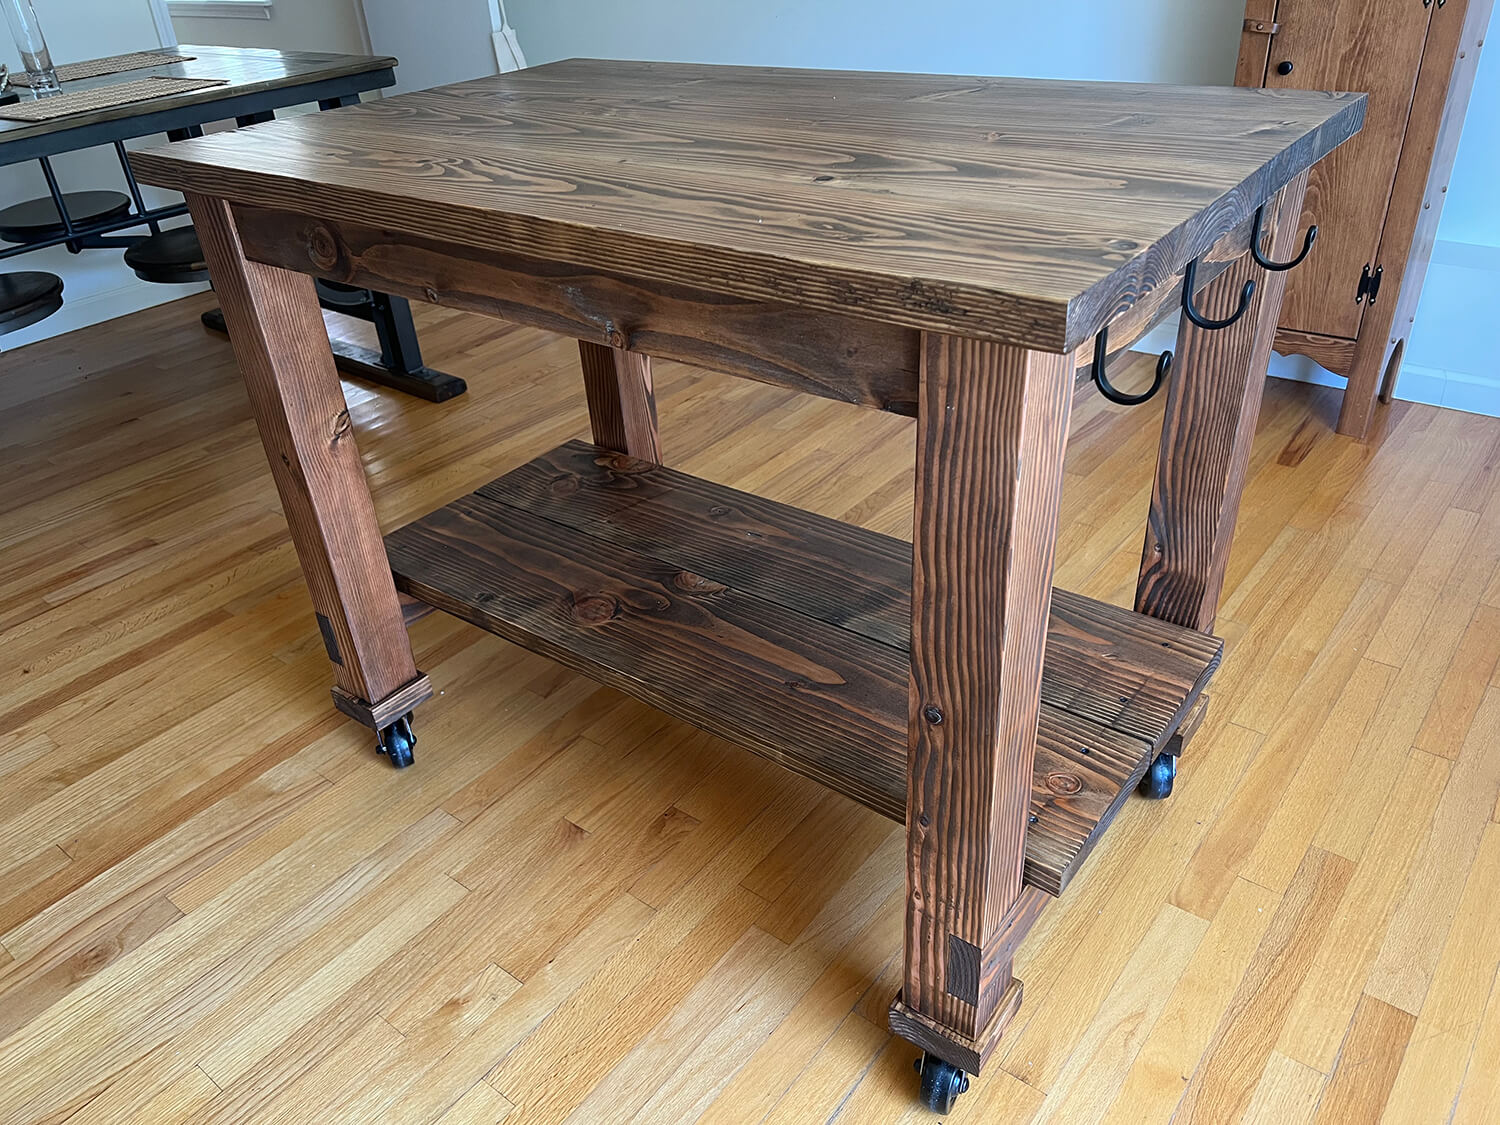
[131, 58, 1364, 352]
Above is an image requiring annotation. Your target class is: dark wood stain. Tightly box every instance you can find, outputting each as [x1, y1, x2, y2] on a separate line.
[131, 59, 1364, 352]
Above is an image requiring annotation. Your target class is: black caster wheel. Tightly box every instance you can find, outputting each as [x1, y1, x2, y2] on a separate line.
[914, 1053, 969, 1115]
[376, 713, 416, 769]
[1138, 751, 1176, 799]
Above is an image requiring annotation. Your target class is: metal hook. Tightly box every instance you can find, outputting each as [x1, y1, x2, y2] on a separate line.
[1091, 326, 1172, 406]
[1250, 205, 1318, 272]
[1181, 258, 1256, 331]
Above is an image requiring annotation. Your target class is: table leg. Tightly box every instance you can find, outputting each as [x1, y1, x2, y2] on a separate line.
[1136, 171, 1311, 633]
[187, 191, 432, 752]
[578, 341, 662, 462]
[197, 92, 467, 405]
[891, 334, 1075, 1076]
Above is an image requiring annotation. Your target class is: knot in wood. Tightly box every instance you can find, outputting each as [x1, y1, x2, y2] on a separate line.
[329, 409, 353, 447]
[922, 705, 944, 725]
[571, 593, 620, 625]
[1044, 772, 1083, 796]
[672, 571, 727, 595]
[302, 222, 341, 271]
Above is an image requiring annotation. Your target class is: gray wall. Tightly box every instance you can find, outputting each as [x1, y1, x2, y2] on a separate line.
[507, 0, 1246, 86]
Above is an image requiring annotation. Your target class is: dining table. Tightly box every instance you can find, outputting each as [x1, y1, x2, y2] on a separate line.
[0, 45, 462, 399]
[129, 58, 1365, 1114]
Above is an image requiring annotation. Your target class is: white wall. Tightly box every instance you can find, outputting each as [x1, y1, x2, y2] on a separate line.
[361, 0, 500, 95]
[1, 1, 185, 353]
[171, 0, 369, 55]
[507, 0, 1244, 85]
[1390, 6, 1500, 417]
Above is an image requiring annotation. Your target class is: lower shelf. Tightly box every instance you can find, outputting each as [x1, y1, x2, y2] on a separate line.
[386, 440, 1221, 896]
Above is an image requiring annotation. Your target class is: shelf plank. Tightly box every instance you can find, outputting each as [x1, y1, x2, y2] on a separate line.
[486, 442, 1222, 746]
[388, 442, 1222, 895]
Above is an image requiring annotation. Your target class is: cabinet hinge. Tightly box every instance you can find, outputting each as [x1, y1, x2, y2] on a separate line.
[1356, 264, 1385, 307]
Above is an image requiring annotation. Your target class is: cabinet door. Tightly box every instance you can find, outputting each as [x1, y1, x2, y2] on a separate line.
[1244, 0, 1433, 339]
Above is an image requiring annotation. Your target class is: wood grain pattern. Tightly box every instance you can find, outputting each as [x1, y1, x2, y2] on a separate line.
[7, 291, 1500, 1121]
[1337, 0, 1497, 438]
[904, 337, 1074, 1040]
[1238, 0, 1493, 438]
[577, 342, 662, 463]
[228, 204, 922, 415]
[131, 60, 1365, 352]
[386, 441, 1219, 897]
[185, 192, 422, 719]
[1136, 174, 1308, 633]
[1273, 328, 1356, 378]
[1260, 0, 1433, 341]
[1235, 1, 1281, 87]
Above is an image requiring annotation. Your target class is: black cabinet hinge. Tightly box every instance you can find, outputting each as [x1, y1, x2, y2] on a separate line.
[1356, 264, 1384, 307]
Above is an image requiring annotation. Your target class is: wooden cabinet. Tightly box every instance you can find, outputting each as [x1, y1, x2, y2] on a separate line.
[1238, 0, 1494, 438]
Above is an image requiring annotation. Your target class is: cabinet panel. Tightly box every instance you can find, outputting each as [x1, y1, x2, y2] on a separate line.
[1257, 0, 1433, 339]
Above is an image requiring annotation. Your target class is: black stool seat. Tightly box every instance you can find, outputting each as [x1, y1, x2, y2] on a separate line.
[0, 271, 64, 335]
[0, 191, 132, 244]
[124, 226, 209, 284]
[315, 278, 372, 310]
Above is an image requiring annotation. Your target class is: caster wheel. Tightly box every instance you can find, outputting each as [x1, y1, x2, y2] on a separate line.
[376, 713, 416, 769]
[914, 1052, 969, 1115]
[1138, 751, 1176, 799]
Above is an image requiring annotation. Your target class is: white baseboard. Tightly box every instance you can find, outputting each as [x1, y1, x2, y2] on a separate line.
[1128, 289, 1500, 420]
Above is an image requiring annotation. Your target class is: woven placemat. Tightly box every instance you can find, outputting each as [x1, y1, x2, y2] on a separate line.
[0, 76, 228, 122]
[10, 51, 196, 87]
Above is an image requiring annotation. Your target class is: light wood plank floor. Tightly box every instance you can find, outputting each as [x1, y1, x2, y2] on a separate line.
[2, 292, 1499, 1124]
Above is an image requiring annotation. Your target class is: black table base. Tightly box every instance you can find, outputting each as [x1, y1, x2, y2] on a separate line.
[200, 288, 466, 402]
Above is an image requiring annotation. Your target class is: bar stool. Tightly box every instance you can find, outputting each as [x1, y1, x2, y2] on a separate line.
[123, 225, 209, 284]
[0, 191, 131, 244]
[0, 272, 64, 334]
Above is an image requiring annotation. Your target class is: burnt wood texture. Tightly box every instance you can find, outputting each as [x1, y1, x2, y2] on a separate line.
[577, 341, 662, 462]
[137, 60, 1360, 1085]
[132, 60, 1364, 354]
[387, 441, 1221, 898]
[186, 193, 430, 724]
[1137, 175, 1308, 632]
[903, 337, 1075, 1038]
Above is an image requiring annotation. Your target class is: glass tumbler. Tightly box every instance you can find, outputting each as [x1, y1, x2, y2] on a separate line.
[3, 0, 60, 94]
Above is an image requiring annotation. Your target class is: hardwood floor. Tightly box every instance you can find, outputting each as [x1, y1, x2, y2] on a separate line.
[2, 292, 1498, 1123]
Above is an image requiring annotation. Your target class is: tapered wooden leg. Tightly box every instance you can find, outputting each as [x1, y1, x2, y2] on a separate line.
[187, 192, 430, 727]
[1136, 172, 1310, 633]
[892, 334, 1075, 1072]
[578, 340, 661, 462]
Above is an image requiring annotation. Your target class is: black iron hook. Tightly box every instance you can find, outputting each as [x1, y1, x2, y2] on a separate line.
[1250, 205, 1318, 272]
[1091, 326, 1172, 407]
[1181, 258, 1256, 331]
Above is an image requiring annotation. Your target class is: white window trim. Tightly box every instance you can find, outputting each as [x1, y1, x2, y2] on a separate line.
[166, 0, 273, 19]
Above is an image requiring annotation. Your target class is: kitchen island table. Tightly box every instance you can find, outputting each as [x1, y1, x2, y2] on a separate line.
[130, 59, 1364, 1114]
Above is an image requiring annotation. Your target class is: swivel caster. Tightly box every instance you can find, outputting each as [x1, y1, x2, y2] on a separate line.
[914, 1052, 969, 1115]
[376, 712, 416, 769]
[1138, 751, 1176, 799]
